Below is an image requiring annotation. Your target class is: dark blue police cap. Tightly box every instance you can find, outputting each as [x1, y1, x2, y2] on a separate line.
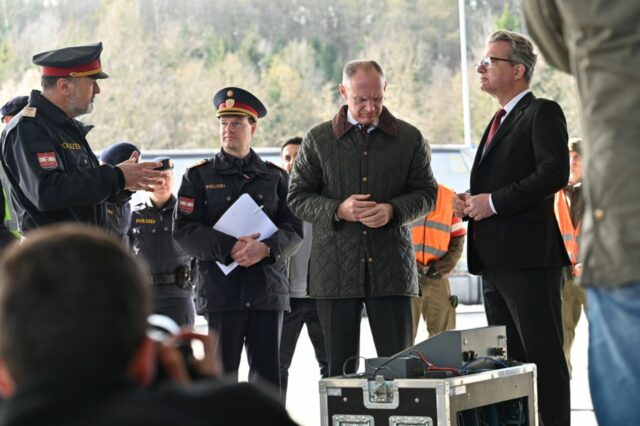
[1, 96, 28, 119]
[151, 156, 174, 171]
[33, 42, 108, 79]
[213, 87, 267, 120]
[100, 142, 140, 166]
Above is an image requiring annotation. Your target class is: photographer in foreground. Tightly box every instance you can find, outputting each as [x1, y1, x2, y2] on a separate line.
[0, 224, 296, 426]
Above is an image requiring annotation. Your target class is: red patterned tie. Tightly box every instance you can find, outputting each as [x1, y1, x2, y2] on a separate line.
[485, 108, 506, 147]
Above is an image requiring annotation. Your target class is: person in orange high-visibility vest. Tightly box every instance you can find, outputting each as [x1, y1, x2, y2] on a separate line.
[554, 138, 585, 376]
[411, 183, 466, 339]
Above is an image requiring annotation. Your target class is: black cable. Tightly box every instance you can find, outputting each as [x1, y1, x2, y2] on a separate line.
[341, 355, 367, 378]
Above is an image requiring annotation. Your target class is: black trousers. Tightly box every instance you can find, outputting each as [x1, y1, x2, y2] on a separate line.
[316, 296, 413, 377]
[153, 295, 195, 328]
[206, 310, 283, 397]
[279, 298, 328, 397]
[483, 268, 570, 426]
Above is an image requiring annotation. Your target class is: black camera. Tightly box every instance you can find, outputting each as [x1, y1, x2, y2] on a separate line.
[147, 314, 196, 383]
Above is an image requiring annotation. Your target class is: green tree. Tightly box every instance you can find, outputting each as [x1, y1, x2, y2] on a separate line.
[495, 2, 520, 32]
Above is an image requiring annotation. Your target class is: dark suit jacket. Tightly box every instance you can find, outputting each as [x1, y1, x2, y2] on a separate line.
[468, 92, 570, 274]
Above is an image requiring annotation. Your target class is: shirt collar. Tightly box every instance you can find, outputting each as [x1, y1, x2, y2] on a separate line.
[346, 109, 378, 133]
[221, 148, 253, 170]
[501, 89, 531, 120]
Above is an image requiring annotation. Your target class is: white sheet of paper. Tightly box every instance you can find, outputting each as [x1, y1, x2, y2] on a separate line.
[213, 193, 278, 275]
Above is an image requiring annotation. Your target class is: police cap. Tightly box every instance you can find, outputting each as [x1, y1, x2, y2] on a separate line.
[151, 156, 174, 171]
[1, 96, 28, 120]
[213, 87, 267, 121]
[33, 42, 109, 79]
[100, 142, 140, 166]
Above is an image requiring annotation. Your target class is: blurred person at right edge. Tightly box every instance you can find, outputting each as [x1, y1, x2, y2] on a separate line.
[524, 2, 640, 425]
[410, 182, 465, 339]
[129, 156, 196, 328]
[453, 31, 570, 426]
[554, 138, 585, 377]
[279, 136, 328, 401]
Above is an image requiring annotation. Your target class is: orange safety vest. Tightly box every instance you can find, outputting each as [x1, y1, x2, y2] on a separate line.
[554, 189, 580, 266]
[412, 184, 454, 266]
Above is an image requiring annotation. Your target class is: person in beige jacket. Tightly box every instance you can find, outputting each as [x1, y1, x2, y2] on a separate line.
[524, 2, 640, 425]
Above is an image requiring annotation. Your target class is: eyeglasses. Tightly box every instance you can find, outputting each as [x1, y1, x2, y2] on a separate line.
[475, 56, 518, 70]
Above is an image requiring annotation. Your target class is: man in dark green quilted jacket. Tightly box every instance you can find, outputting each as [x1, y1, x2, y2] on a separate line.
[288, 59, 437, 377]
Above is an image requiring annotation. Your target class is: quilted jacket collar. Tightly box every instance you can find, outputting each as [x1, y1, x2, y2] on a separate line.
[331, 105, 399, 139]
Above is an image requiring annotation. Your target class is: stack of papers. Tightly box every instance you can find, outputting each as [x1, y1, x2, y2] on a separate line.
[213, 193, 278, 275]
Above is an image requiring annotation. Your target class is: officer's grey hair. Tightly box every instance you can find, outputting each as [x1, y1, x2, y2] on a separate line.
[488, 31, 537, 82]
[342, 60, 385, 86]
[41, 76, 62, 91]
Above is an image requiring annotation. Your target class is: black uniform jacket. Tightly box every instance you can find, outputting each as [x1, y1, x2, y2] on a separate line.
[0, 90, 124, 232]
[173, 149, 303, 313]
[105, 191, 134, 239]
[129, 195, 192, 297]
[468, 93, 570, 273]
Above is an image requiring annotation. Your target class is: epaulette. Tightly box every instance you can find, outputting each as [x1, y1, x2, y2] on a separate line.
[132, 201, 146, 211]
[265, 161, 287, 174]
[22, 106, 37, 118]
[187, 159, 209, 170]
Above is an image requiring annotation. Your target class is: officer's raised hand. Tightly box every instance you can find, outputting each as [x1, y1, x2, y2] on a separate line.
[117, 152, 167, 192]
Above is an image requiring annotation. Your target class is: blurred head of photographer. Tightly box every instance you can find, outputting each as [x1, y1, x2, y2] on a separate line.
[0, 224, 295, 425]
[0, 224, 218, 394]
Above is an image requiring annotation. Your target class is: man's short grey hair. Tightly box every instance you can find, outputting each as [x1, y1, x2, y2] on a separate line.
[41, 76, 63, 91]
[488, 31, 537, 82]
[342, 60, 385, 85]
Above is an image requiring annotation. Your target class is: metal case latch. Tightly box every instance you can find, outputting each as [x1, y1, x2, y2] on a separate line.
[363, 375, 400, 409]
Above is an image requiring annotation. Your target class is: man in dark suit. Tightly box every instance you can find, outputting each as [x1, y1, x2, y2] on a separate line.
[453, 31, 570, 426]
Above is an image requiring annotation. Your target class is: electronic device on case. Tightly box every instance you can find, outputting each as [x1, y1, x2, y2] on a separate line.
[364, 326, 508, 380]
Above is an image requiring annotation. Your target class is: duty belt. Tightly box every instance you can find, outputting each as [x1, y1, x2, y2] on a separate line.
[151, 273, 177, 286]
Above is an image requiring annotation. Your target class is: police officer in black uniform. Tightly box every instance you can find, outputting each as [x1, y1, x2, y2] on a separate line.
[100, 141, 141, 239]
[1, 96, 28, 126]
[173, 87, 303, 393]
[129, 156, 195, 327]
[0, 42, 165, 233]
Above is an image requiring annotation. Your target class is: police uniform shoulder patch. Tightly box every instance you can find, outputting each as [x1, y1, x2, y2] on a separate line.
[187, 159, 209, 170]
[36, 152, 58, 170]
[22, 107, 37, 118]
[178, 196, 195, 214]
[265, 161, 287, 174]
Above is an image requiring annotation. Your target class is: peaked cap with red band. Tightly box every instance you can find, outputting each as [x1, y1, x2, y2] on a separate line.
[33, 42, 109, 79]
[213, 87, 267, 120]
